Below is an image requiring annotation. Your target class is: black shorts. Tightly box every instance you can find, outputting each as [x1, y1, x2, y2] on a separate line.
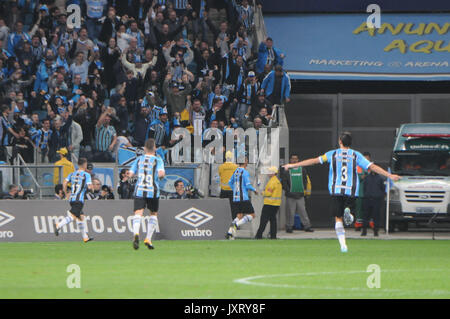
[330, 195, 356, 218]
[69, 201, 84, 218]
[134, 197, 159, 213]
[220, 189, 233, 200]
[231, 200, 255, 216]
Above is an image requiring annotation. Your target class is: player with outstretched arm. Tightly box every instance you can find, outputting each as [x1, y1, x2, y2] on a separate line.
[54, 157, 94, 243]
[127, 138, 165, 250]
[283, 132, 401, 253]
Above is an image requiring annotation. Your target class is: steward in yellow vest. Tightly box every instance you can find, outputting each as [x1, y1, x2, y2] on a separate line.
[255, 167, 282, 239]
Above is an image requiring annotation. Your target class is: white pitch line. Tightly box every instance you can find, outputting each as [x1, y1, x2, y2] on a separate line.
[234, 269, 450, 296]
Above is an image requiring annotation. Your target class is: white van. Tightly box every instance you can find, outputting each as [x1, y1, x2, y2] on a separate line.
[389, 123, 450, 231]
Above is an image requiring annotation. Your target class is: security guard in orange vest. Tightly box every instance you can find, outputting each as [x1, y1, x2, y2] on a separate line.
[255, 166, 283, 239]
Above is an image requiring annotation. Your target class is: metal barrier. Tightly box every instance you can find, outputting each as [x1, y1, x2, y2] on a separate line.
[253, 0, 268, 49]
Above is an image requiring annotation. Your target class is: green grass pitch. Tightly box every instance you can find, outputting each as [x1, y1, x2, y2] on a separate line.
[0, 239, 449, 299]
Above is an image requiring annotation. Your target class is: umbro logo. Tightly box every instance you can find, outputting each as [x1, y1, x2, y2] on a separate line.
[175, 207, 213, 228]
[0, 211, 15, 228]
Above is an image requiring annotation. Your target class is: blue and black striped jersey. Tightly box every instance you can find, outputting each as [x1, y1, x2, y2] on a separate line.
[319, 148, 373, 197]
[229, 167, 256, 202]
[130, 154, 165, 199]
[66, 170, 92, 203]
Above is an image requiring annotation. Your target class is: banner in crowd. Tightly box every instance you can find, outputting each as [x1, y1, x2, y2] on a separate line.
[265, 13, 450, 80]
[0, 199, 231, 242]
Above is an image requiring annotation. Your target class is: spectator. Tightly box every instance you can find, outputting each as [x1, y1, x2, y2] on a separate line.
[235, 70, 259, 124]
[1, 105, 19, 162]
[256, 37, 285, 74]
[98, 6, 121, 45]
[54, 183, 65, 200]
[206, 97, 227, 127]
[70, 51, 91, 84]
[163, 72, 192, 114]
[280, 154, 314, 233]
[74, 96, 97, 158]
[146, 109, 175, 148]
[85, 0, 108, 41]
[33, 56, 56, 93]
[0, 0, 271, 167]
[86, 162, 95, 178]
[87, 177, 102, 199]
[53, 147, 75, 185]
[94, 108, 117, 162]
[120, 50, 157, 79]
[261, 65, 291, 105]
[255, 166, 282, 239]
[32, 118, 52, 163]
[100, 37, 121, 91]
[251, 90, 272, 119]
[49, 108, 73, 162]
[10, 126, 34, 163]
[190, 98, 207, 135]
[7, 21, 31, 57]
[234, 0, 255, 35]
[71, 27, 95, 59]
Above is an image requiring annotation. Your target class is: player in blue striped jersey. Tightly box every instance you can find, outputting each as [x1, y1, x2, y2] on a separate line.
[127, 138, 165, 250]
[54, 158, 94, 243]
[226, 157, 258, 239]
[283, 132, 400, 252]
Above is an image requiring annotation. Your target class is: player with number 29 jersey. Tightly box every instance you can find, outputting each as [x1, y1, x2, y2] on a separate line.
[130, 154, 165, 199]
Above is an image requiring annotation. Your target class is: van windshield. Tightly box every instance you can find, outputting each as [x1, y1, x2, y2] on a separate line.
[392, 151, 450, 176]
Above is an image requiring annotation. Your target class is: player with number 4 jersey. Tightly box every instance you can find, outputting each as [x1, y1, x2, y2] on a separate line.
[283, 132, 400, 253]
[127, 138, 165, 250]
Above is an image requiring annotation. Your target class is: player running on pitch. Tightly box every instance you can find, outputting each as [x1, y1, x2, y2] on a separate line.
[283, 132, 400, 253]
[127, 138, 165, 250]
[54, 157, 94, 243]
[226, 156, 258, 240]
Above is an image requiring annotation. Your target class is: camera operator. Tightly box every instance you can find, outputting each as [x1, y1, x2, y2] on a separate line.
[117, 168, 135, 199]
[99, 185, 115, 200]
[0, 184, 29, 199]
[170, 180, 199, 199]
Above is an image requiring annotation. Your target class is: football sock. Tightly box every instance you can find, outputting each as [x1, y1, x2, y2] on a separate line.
[57, 214, 74, 229]
[236, 215, 253, 227]
[146, 216, 158, 241]
[77, 221, 88, 240]
[335, 221, 347, 249]
[132, 215, 142, 235]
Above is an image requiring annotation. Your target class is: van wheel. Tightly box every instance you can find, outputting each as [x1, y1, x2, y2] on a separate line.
[388, 222, 396, 232]
[399, 221, 409, 232]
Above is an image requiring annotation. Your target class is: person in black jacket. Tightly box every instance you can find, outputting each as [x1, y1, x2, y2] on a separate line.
[118, 168, 136, 199]
[361, 160, 386, 237]
[98, 7, 122, 45]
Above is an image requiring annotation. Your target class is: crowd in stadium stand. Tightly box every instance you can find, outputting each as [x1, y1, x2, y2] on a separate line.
[0, 0, 290, 165]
